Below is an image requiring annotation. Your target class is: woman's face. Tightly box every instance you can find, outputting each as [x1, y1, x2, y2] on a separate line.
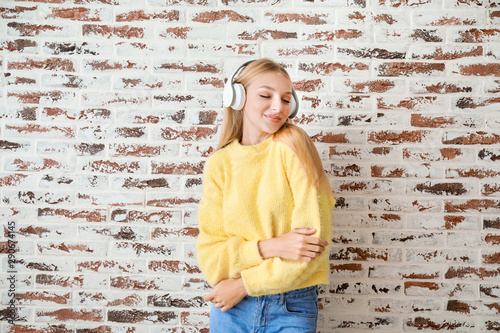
[240, 71, 292, 145]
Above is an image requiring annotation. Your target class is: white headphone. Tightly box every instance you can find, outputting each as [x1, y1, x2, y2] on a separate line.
[222, 60, 299, 118]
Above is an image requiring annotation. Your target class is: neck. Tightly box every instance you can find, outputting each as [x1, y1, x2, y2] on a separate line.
[240, 133, 272, 146]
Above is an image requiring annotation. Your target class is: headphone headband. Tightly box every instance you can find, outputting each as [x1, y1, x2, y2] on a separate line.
[222, 60, 299, 118]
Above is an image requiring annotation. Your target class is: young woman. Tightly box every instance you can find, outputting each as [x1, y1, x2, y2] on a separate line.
[196, 58, 335, 333]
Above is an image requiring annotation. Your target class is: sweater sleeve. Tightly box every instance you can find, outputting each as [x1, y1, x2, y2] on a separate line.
[240, 145, 335, 296]
[196, 153, 265, 287]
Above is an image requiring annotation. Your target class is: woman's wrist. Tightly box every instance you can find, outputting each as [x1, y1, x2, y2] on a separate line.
[258, 238, 280, 259]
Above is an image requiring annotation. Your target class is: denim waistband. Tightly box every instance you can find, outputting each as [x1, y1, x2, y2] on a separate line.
[258, 285, 317, 301]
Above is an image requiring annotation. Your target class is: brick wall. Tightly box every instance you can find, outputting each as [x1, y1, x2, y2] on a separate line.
[1, 0, 499, 332]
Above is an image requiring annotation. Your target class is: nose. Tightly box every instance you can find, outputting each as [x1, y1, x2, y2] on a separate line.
[271, 96, 283, 113]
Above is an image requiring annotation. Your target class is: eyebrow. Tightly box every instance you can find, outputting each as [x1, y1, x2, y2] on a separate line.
[259, 85, 292, 95]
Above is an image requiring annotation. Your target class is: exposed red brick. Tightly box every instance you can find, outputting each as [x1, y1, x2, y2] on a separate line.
[15, 291, 70, 305]
[410, 29, 444, 42]
[444, 215, 467, 229]
[445, 199, 500, 213]
[459, 63, 500, 76]
[330, 263, 363, 272]
[74, 0, 119, 3]
[8, 91, 75, 104]
[180, 311, 210, 326]
[307, 29, 364, 41]
[116, 9, 179, 22]
[430, 16, 478, 25]
[369, 130, 429, 144]
[152, 161, 204, 175]
[110, 276, 162, 290]
[406, 317, 473, 330]
[348, 11, 366, 22]
[80, 292, 142, 307]
[476, 147, 498, 161]
[75, 260, 138, 273]
[483, 183, 500, 196]
[482, 252, 500, 264]
[411, 114, 457, 128]
[156, 62, 219, 73]
[161, 127, 218, 141]
[277, 45, 330, 57]
[111, 209, 179, 224]
[10, 158, 66, 171]
[147, 294, 205, 308]
[146, 197, 199, 207]
[192, 10, 254, 23]
[38, 208, 106, 222]
[0, 39, 37, 52]
[416, 82, 473, 93]
[374, 13, 398, 24]
[339, 47, 405, 59]
[36, 274, 86, 288]
[9, 57, 75, 71]
[7, 124, 74, 137]
[445, 266, 500, 279]
[415, 46, 483, 60]
[82, 160, 142, 173]
[238, 29, 297, 40]
[108, 309, 176, 324]
[36, 308, 103, 322]
[111, 144, 166, 157]
[455, 28, 500, 42]
[148, 260, 201, 273]
[73, 143, 104, 156]
[163, 27, 192, 39]
[0, 6, 37, 19]
[443, 131, 500, 145]
[115, 127, 145, 138]
[299, 62, 369, 75]
[377, 96, 437, 110]
[82, 24, 144, 39]
[198, 77, 224, 88]
[347, 79, 396, 93]
[151, 227, 199, 239]
[46, 7, 102, 21]
[5, 324, 73, 333]
[119, 177, 171, 189]
[0, 173, 28, 186]
[414, 182, 468, 196]
[378, 62, 445, 76]
[7, 22, 64, 36]
[311, 131, 350, 143]
[447, 167, 500, 179]
[485, 234, 500, 245]
[43, 107, 75, 120]
[330, 247, 399, 261]
[86, 60, 146, 71]
[265, 12, 327, 25]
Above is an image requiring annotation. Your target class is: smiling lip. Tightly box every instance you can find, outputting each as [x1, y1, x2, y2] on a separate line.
[265, 115, 281, 123]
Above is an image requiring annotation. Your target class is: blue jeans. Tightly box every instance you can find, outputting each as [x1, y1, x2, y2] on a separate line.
[210, 286, 318, 333]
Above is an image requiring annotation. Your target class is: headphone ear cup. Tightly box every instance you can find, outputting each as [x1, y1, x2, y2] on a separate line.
[222, 81, 234, 108]
[231, 83, 246, 111]
[288, 89, 299, 118]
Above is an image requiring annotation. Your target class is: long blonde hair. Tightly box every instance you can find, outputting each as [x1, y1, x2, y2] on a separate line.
[216, 58, 331, 194]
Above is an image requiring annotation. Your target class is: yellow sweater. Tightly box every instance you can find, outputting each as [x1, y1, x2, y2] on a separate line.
[196, 137, 335, 296]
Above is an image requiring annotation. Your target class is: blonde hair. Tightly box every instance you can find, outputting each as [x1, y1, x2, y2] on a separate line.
[216, 58, 331, 194]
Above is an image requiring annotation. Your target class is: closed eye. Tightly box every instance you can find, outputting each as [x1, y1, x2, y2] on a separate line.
[259, 95, 270, 99]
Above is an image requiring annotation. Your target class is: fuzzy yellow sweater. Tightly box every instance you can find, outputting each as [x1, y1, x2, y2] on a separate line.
[196, 137, 335, 296]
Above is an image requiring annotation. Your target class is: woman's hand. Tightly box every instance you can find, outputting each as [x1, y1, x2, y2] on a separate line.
[258, 228, 328, 262]
[204, 278, 248, 312]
